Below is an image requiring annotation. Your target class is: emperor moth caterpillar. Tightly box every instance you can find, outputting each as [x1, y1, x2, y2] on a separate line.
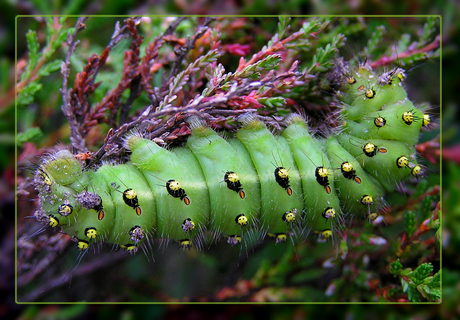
[32, 63, 432, 254]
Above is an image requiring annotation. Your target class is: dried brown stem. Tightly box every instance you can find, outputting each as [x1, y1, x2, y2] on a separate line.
[60, 17, 89, 153]
[62, 17, 138, 152]
[103, 18, 143, 127]
[162, 18, 215, 95]
[140, 18, 187, 105]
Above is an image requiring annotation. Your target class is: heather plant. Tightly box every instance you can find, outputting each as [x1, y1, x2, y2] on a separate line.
[16, 16, 440, 302]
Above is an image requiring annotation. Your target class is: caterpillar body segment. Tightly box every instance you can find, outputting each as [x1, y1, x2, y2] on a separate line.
[343, 100, 423, 145]
[40, 150, 84, 186]
[345, 82, 408, 121]
[336, 134, 417, 192]
[35, 152, 114, 243]
[236, 114, 304, 240]
[59, 171, 115, 245]
[325, 137, 384, 215]
[96, 164, 156, 245]
[73, 172, 114, 241]
[165, 147, 211, 247]
[128, 137, 210, 246]
[336, 64, 376, 102]
[340, 66, 408, 122]
[281, 117, 341, 239]
[186, 118, 260, 244]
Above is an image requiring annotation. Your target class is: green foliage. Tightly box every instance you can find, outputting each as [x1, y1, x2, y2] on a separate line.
[276, 16, 291, 40]
[300, 19, 322, 36]
[365, 25, 386, 57]
[37, 59, 62, 77]
[309, 34, 346, 73]
[23, 30, 39, 80]
[17, 127, 43, 145]
[17, 19, 69, 107]
[240, 54, 282, 78]
[17, 82, 42, 106]
[390, 259, 403, 275]
[404, 211, 417, 238]
[419, 196, 433, 221]
[390, 260, 440, 302]
[418, 17, 438, 48]
[257, 96, 286, 108]
[159, 49, 221, 110]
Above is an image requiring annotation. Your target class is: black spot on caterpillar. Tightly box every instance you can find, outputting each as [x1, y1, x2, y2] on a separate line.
[31, 64, 433, 255]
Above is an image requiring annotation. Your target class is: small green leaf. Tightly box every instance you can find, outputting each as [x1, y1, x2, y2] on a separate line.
[38, 59, 63, 77]
[18, 127, 43, 144]
[396, 33, 411, 54]
[26, 30, 39, 59]
[277, 16, 291, 40]
[418, 17, 438, 48]
[404, 210, 416, 238]
[309, 34, 345, 73]
[401, 279, 409, 292]
[258, 97, 286, 108]
[238, 54, 281, 79]
[428, 217, 440, 229]
[400, 268, 412, 277]
[17, 82, 43, 106]
[22, 30, 40, 81]
[407, 286, 422, 302]
[301, 19, 322, 35]
[419, 196, 432, 221]
[366, 25, 386, 57]
[389, 259, 403, 276]
[413, 263, 433, 285]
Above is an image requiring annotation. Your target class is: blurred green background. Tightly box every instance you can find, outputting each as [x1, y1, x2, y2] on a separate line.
[1, 0, 457, 319]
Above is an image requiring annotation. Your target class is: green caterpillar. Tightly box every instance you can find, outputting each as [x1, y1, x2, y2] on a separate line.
[32, 63, 430, 253]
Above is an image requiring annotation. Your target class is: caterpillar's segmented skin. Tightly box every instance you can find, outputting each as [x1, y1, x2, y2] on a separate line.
[33, 64, 429, 253]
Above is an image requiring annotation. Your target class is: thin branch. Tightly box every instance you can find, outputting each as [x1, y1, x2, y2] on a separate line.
[61, 17, 135, 152]
[140, 18, 186, 105]
[106, 18, 144, 127]
[20, 250, 128, 302]
[60, 17, 88, 153]
[369, 35, 441, 68]
[163, 18, 215, 93]
[89, 74, 292, 164]
[17, 234, 72, 288]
